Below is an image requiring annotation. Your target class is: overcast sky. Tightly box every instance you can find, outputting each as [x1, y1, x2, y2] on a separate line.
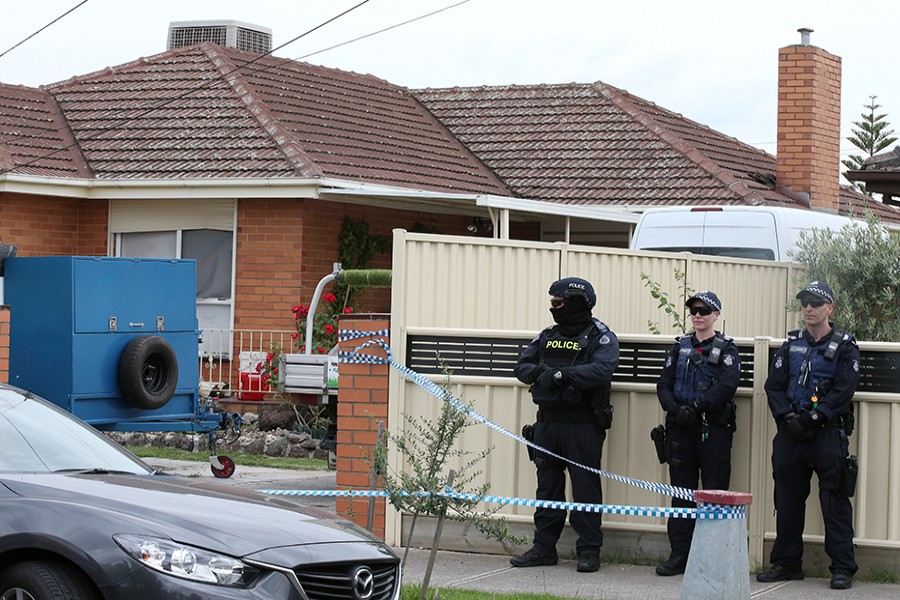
[2, 0, 898, 162]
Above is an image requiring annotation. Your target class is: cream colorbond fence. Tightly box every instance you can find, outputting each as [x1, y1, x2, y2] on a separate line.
[391, 230, 807, 337]
[385, 229, 900, 567]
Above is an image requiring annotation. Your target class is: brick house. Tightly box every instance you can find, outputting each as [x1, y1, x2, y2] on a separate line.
[847, 147, 900, 205]
[1, 25, 898, 353]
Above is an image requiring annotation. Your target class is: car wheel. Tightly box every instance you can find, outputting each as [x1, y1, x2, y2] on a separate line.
[118, 335, 179, 410]
[0, 560, 98, 600]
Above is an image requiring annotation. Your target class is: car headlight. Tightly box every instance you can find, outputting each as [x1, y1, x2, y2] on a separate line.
[114, 534, 258, 587]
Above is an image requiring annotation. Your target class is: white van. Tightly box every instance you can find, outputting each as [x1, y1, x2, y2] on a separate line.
[628, 206, 858, 261]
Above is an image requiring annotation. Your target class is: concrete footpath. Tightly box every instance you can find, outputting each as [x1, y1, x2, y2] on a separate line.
[145, 458, 900, 600]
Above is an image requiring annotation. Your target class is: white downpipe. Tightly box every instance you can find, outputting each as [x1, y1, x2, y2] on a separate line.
[304, 263, 342, 354]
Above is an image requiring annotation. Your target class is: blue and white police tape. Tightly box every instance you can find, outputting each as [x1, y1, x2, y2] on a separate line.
[257, 488, 746, 520]
[337, 332, 695, 503]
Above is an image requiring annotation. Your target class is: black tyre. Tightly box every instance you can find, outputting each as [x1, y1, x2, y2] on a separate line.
[0, 560, 98, 600]
[118, 335, 179, 411]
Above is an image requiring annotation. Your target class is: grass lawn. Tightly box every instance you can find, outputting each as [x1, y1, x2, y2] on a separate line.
[401, 586, 581, 600]
[126, 445, 328, 471]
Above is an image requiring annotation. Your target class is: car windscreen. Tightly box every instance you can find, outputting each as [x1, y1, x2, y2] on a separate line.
[0, 389, 151, 474]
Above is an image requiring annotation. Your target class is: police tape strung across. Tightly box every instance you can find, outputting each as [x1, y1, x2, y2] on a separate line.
[336, 331, 696, 505]
[256, 488, 746, 520]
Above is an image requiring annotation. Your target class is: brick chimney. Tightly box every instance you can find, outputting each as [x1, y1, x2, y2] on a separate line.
[775, 28, 842, 213]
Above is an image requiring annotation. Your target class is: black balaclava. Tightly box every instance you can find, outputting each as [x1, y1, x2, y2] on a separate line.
[550, 296, 592, 337]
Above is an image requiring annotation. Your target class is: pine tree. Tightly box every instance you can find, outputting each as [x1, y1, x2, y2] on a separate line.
[842, 95, 897, 194]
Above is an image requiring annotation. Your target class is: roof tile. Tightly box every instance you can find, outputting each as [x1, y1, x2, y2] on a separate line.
[0, 83, 90, 177]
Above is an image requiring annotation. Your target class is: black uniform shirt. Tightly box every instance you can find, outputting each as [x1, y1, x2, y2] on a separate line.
[765, 324, 860, 421]
[657, 332, 740, 413]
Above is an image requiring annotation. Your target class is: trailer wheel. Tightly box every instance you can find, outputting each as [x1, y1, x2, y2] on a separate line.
[211, 455, 235, 478]
[119, 335, 178, 411]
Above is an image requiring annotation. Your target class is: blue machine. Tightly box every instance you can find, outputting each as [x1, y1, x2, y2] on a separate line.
[4, 256, 240, 477]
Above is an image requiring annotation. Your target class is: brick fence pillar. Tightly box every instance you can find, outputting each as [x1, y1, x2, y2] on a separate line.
[335, 315, 391, 539]
[0, 307, 9, 384]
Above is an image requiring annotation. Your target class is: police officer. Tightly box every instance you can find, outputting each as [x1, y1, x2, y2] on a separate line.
[758, 281, 860, 590]
[655, 291, 740, 576]
[511, 277, 619, 573]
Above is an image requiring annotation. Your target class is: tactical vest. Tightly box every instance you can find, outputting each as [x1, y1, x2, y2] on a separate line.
[673, 334, 731, 405]
[530, 320, 609, 407]
[785, 328, 848, 411]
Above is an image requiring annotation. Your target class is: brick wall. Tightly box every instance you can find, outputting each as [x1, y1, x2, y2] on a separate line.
[334, 316, 391, 539]
[0, 308, 8, 383]
[76, 199, 110, 255]
[776, 39, 842, 212]
[0, 193, 81, 255]
[234, 197, 484, 334]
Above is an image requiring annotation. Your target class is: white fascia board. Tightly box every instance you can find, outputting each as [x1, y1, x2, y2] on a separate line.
[317, 180, 481, 201]
[0, 174, 321, 199]
[476, 194, 643, 224]
[319, 182, 646, 225]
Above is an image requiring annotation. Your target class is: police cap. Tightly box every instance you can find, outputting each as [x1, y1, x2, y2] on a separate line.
[796, 280, 834, 304]
[548, 277, 596, 308]
[685, 291, 722, 311]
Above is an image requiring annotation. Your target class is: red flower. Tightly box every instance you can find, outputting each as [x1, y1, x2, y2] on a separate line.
[291, 333, 299, 340]
[254, 361, 263, 374]
[322, 293, 337, 304]
[343, 307, 353, 314]
[316, 346, 326, 354]
[323, 324, 335, 334]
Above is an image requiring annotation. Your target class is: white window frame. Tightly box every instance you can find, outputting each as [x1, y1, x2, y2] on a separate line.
[108, 199, 237, 359]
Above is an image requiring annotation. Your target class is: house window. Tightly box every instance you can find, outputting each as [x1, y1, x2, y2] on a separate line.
[108, 199, 237, 358]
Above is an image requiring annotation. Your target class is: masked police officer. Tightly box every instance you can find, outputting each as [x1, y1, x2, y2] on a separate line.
[655, 291, 740, 576]
[511, 277, 619, 573]
[758, 281, 860, 590]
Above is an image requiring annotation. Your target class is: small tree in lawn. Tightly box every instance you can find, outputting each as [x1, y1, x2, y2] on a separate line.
[842, 95, 897, 194]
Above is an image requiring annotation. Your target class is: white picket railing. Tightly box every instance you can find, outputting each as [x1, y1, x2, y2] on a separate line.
[198, 329, 295, 400]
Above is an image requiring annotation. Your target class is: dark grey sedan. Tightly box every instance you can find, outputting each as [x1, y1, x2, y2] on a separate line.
[0, 383, 400, 599]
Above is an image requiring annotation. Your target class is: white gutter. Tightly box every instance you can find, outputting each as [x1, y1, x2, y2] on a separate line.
[0, 174, 646, 235]
[0, 174, 324, 199]
[476, 194, 643, 224]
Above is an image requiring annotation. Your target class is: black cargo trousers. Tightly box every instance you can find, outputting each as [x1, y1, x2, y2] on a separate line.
[665, 416, 733, 557]
[531, 414, 606, 557]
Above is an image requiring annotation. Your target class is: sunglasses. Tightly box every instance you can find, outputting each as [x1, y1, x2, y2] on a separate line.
[800, 298, 826, 308]
[550, 299, 565, 308]
[689, 305, 714, 316]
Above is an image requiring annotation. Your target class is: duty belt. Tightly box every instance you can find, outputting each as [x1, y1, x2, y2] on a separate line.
[537, 409, 594, 424]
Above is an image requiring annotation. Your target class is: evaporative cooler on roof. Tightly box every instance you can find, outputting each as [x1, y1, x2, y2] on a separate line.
[167, 20, 272, 54]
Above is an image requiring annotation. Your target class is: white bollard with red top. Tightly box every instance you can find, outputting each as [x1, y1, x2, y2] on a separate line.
[679, 490, 753, 600]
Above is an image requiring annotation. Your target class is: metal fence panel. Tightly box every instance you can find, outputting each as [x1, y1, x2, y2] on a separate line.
[388, 230, 900, 563]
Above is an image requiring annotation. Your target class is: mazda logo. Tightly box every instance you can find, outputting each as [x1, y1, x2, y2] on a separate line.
[352, 567, 374, 600]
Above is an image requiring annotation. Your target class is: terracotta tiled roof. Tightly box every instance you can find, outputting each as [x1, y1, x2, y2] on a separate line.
[41, 43, 511, 194]
[840, 186, 900, 223]
[413, 82, 790, 207]
[412, 82, 900, 224]
[3, 44, 899, 224]
[0, 83, 90, 178]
